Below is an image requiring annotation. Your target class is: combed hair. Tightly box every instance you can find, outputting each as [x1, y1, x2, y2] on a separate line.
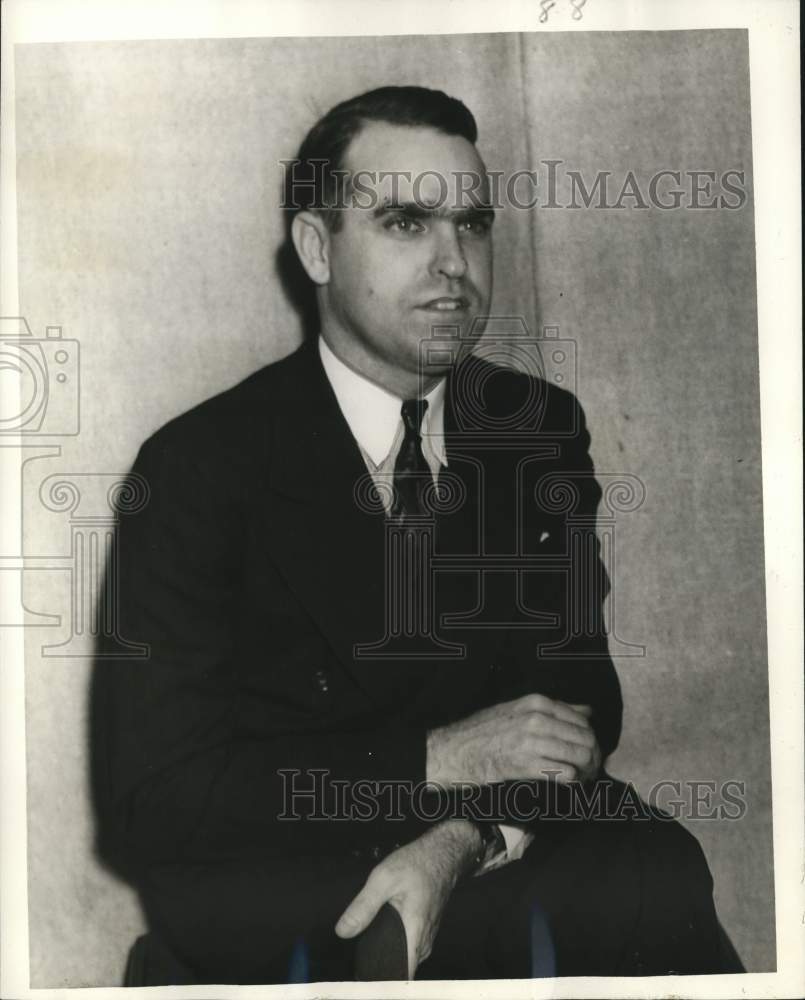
[284, 85, 478, 230]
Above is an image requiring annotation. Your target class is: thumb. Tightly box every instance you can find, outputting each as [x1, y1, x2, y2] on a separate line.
[384, 895, 422, 980]
[335, 878, 388, 939]
[400, 911, 422, 980]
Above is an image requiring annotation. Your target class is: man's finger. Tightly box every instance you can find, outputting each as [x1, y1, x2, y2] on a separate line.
[536, 735, 592, 769]
[335, 878, 388, 939]
[397, 908, 423, 980]
[530, 713, 596, 748]
[565, 702, 594, 718]
[513, 693, 593, 732]
[532, 758, 579, 783]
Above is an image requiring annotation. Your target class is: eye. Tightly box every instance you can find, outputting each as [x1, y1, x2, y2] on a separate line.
[385, 214, 425, 234]
[457, 215, 492, 235]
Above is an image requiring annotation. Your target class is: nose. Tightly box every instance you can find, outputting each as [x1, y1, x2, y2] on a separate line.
[430, 223, 467, 280]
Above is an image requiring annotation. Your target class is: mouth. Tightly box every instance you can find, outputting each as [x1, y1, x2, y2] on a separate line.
[417, 296, 470, 312]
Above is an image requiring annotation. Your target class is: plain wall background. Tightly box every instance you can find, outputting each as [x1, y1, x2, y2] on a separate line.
[14, 30, 772, 986]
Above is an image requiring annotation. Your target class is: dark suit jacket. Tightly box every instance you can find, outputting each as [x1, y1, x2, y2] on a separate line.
[93, 337, 622, 873]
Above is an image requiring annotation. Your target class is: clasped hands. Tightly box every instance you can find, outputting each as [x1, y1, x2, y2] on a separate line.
[335, 693, 602, 978]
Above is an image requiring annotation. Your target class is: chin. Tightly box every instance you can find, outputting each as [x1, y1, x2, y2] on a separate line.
[403, 327, 473, 374]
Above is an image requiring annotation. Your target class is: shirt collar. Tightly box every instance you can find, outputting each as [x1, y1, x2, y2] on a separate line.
[318, 335, 446, 467]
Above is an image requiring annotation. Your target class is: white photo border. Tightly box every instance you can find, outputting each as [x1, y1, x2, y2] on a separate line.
[1, 1, 801, 998]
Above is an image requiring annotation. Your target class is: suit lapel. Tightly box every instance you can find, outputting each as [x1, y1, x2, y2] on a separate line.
[262, 339, 398, 706]
[261, 342, 512, 713]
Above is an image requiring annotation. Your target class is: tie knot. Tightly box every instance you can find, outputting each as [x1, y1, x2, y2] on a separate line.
[400, 398, 428, 436]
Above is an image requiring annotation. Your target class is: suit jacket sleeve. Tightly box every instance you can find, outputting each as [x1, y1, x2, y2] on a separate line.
[93, 428, 430, 867]
[499, 389, 623, 761]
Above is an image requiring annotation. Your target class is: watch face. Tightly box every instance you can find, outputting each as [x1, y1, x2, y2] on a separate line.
[475, 820, 505, 857]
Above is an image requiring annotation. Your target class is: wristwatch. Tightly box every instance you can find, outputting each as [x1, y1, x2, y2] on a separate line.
[470, 819, 506, 868]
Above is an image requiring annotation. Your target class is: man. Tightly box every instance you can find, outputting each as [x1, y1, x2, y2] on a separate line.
[93, 86, 727, 983]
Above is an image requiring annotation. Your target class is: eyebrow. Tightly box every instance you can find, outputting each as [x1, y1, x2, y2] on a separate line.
[371, 199, 495, 223]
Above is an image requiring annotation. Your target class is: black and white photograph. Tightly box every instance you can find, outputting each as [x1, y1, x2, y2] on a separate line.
[0, 1, 801, 997]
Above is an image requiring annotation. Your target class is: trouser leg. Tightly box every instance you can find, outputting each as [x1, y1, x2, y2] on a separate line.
[139, 806, 723, 982]
[613, 814, 723, 975]
[419, 808, 722, 979]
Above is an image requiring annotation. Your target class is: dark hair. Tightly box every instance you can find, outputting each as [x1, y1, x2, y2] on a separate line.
[285, 85, 478, 231]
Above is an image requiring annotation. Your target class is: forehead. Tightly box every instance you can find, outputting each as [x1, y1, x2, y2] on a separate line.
[342, 121, 488, 206]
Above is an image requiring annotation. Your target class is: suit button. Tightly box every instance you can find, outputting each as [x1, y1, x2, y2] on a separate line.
[314, 669, 329, 693]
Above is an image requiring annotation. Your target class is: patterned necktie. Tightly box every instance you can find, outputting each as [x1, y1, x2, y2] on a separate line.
[390, 398, 431, 520]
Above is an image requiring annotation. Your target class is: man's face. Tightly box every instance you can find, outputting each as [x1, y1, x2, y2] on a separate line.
[316, 122, 493, 393]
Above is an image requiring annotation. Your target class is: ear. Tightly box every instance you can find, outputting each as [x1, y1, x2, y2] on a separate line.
[291, 210, 331, 285]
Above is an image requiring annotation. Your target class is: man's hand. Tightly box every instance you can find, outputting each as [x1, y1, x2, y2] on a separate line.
[427, 693, 602, 787]
[335, 819, 482, 978]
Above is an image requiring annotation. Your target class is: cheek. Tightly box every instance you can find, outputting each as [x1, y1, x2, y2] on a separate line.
[364, 267, 415, 307]
[468, 244, 493, 283]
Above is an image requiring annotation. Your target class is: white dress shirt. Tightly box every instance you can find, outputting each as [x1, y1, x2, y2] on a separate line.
[318, 335, 532, 871]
